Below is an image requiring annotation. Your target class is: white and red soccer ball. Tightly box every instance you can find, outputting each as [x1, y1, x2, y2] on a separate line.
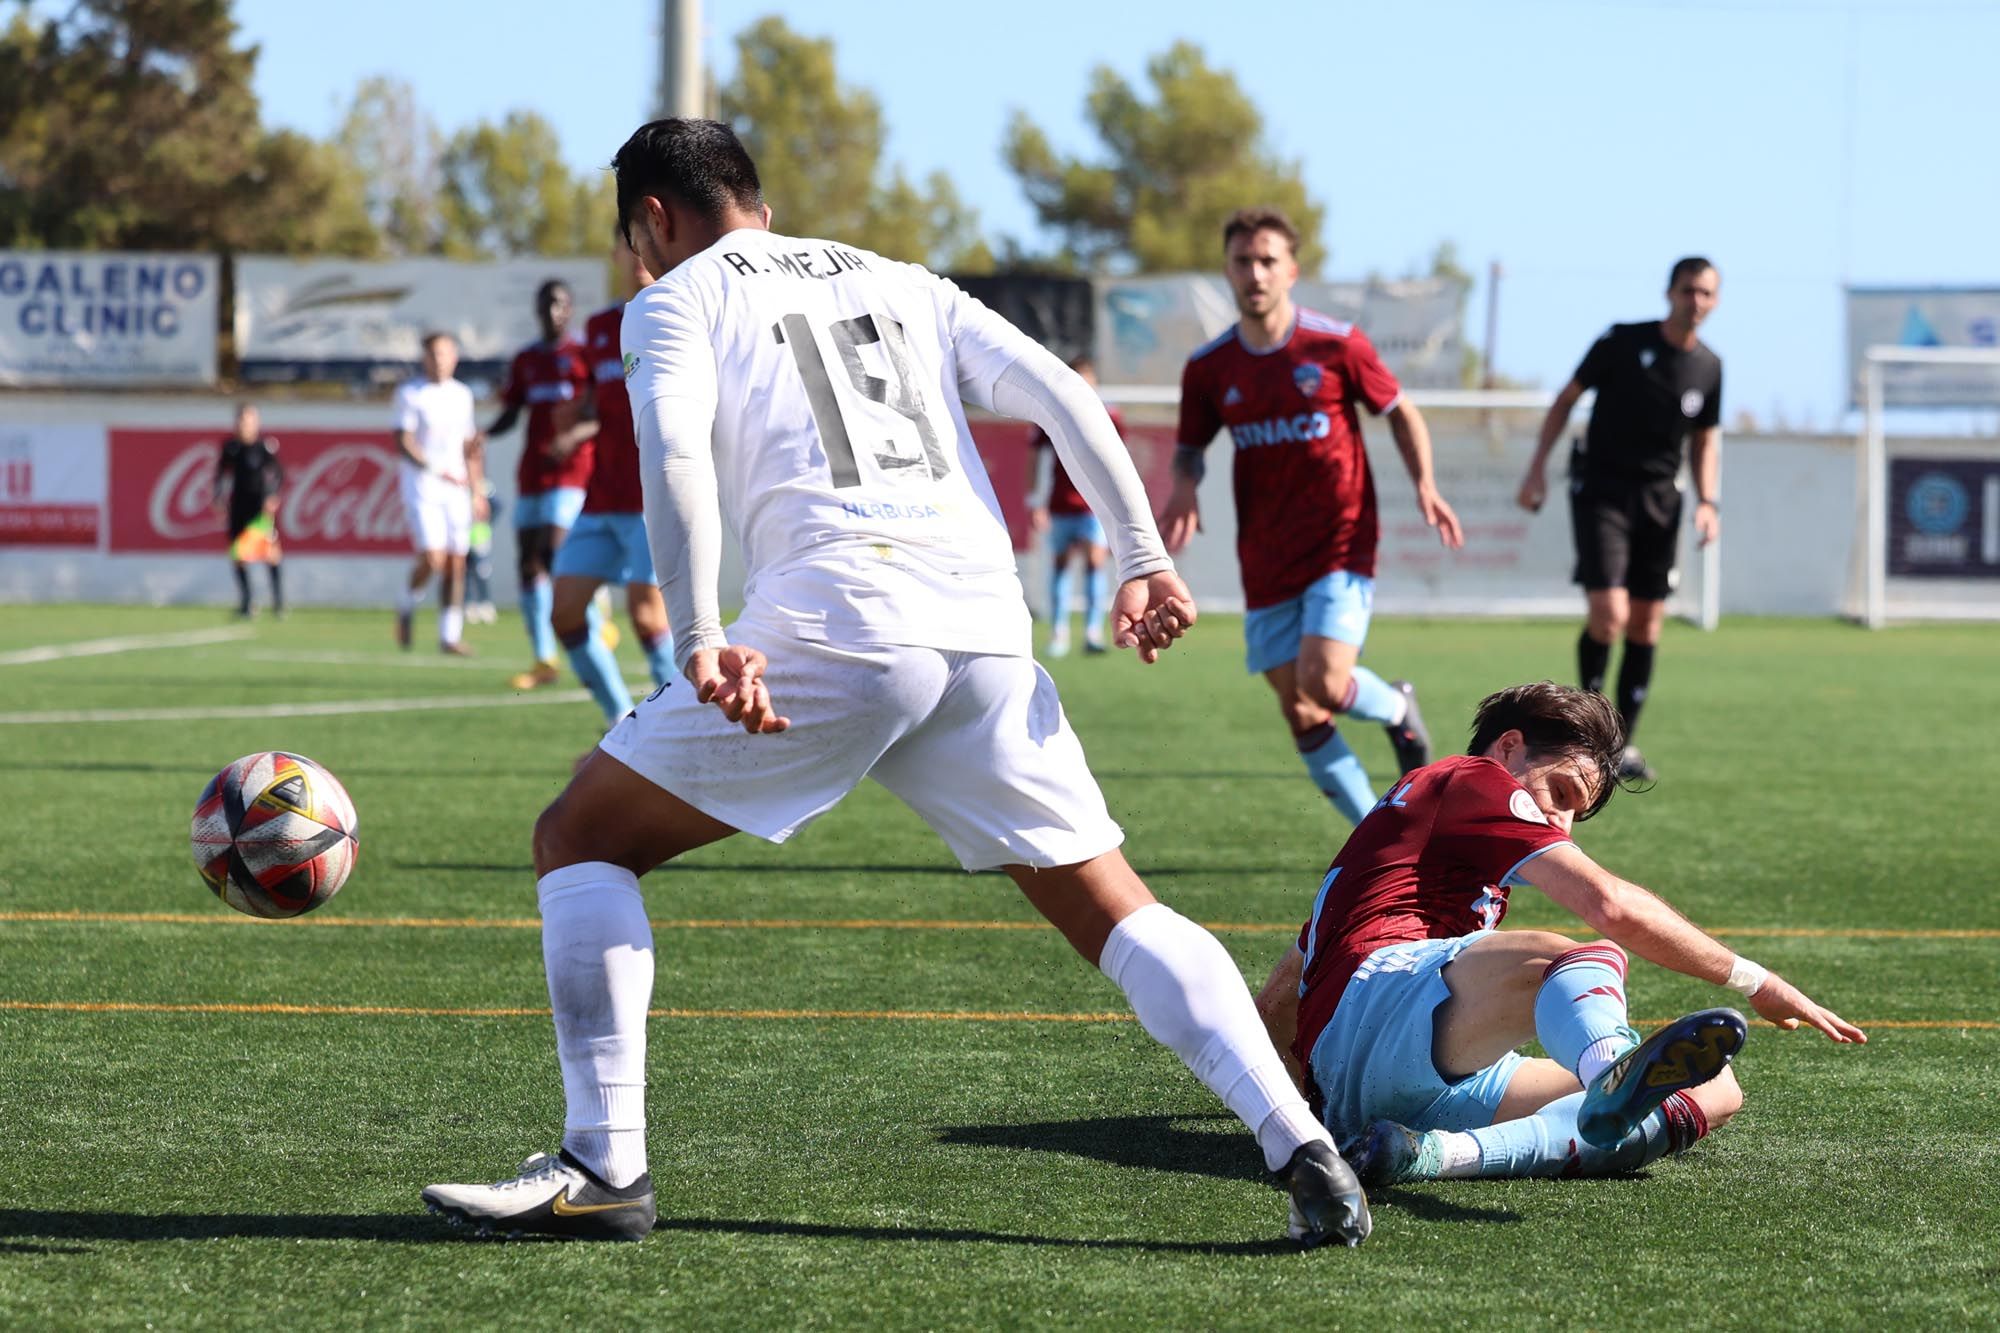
[190, 751, 358, 918]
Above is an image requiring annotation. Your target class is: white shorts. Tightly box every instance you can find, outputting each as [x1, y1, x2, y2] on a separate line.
[597, 622, 1123, 871]
[400, 472, 472, 555]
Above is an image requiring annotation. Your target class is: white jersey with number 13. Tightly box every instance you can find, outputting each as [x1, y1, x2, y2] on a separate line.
[622, 227, 1049, 658]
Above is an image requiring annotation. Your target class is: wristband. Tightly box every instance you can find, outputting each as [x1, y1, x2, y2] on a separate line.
[1725, 954, 1768, 997]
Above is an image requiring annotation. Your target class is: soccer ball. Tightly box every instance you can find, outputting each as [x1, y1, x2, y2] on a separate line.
[190, 751, 358, 918]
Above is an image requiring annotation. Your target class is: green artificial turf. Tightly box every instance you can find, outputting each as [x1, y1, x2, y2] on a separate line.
[0, 605, 1994, 1329]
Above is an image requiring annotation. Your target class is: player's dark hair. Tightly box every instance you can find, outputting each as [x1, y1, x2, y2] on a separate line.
[612, 118, 764, 243]
[1223, 207, 1299, 255]
[536, 279, 569, 303]
[420, 331, 453, 352]
[1067, 353, 1096, 375]
[1467, 682, 1628, 819]
[1668, 256, 1717, 288]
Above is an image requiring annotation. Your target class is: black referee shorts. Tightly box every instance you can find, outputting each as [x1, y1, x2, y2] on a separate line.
[1569, 476, 1683, 600]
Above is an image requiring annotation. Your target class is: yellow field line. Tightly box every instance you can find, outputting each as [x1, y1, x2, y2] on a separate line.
[0, 1000, 1990, 1029]
[3, 910, 1996, 941]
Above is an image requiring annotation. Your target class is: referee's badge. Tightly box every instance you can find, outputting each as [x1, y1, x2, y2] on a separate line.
[1681, 389, 1704, 417]
[1293, 364, 1322, 398]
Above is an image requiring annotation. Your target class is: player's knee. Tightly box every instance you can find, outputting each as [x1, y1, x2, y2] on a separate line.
[1515, 931, 1586, 979]
[531, 797, 586, 880]
[1278, 693, 1331, 735]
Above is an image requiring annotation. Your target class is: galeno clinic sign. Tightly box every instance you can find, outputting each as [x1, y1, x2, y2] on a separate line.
[0, 251, 219, 386]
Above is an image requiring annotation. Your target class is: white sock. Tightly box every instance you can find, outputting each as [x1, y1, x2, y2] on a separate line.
[1577, 1034, 1629, 1087]
[1433, 1130, 1484, 1177]
[1098, 903, 1330, 1173]
[538, 861, 653, 1188]
[439, 605, 464, 646]
[397, 585, 426, 615]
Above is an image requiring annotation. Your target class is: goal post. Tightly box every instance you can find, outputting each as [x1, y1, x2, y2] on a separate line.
[1855, 345, 2000, 628]
[1092, 385, 1722, 628]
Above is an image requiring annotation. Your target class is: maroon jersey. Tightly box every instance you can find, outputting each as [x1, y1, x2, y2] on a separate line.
[581, 304, 640, 514]
[501, 338, 593, 495]
[1176, 309, 1402, 607]
[1030, 406, 1124, 516]
[1291, 754, 1574, 1070]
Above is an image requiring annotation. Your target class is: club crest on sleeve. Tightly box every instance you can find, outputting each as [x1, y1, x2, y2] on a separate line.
[1681, 389, 1705, 417]
[1509, 789, 1548, 824]
[1293, 364, 1322, 398]
[622, 353, 639, 380]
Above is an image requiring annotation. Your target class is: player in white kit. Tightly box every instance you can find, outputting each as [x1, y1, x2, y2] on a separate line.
[420, 120, 1368, 1248]
[392, 332, 485, 654]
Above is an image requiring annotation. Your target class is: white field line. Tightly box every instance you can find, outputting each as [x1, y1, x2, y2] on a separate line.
[0, 626, 255, 667]
[0, 689, 597, 725]
[242, 649, 649, 688]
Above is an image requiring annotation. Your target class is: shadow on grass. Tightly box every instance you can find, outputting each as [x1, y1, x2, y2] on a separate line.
[0, 1210, 452, 1244]
[654, 1215, 1305, 1256]
[937, 1115, 1519, 1227]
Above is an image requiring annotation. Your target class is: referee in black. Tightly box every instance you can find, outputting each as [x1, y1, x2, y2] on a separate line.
[1516, 256, 1722, 781]
[211, 402, 286, 618]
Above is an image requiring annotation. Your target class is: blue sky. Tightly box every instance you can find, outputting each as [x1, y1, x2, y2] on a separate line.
[229, 0, 1998, 427]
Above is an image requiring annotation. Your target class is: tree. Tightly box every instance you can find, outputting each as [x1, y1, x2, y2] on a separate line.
[435, 110, 613, 259]
[333, 76, 443, 255]
[0, 0, 375, 253]
[717, 17, 990, 272]
[1002, 42, 1325, 275]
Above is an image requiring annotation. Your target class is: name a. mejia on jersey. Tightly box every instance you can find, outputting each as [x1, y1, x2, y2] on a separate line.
[722, 247, 873, 281]
[1229, 413, 1333, 449]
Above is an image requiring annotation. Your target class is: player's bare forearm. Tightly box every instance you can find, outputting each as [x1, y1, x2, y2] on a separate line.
[1691, 427, 1721, 502]
[1529, 846, 1736, 983]
[395, 431, 426, 471]
[1386, 401, 1436, 490]
[486, 405, 521, 438]
[549, 420, 600, 460]
[1533, 380, 1585, 465]
[1254, 944, 1307, 1091]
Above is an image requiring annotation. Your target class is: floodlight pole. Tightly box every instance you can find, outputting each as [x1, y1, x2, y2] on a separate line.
[1863, 356, 1886, 630]
[660, 0, 705, 119]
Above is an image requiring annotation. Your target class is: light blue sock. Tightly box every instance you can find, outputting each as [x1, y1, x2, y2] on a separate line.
[522, 576, 557, 663]
[1534, 943, 1642, 1079]
[639, 627, 675, 689]
[561, 602, 634, 724]
[1084, 564, 1110, 641]
[1049, 561, 1076, 634]
[1297, 723, 1374, 825]
[1456, 1091, 1683, 1177]
[1340, 666, 1404, 724]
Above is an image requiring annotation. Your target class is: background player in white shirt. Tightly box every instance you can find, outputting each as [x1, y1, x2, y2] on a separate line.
[392, 332, 486, 654]
[422, 119, 1370, 1249]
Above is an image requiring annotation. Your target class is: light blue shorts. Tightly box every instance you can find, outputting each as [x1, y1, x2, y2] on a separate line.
[514, 486, 586, 531]
[1046, 511, 1106, 553]
[1243, 569, 1374, 675]
[1307, 931, 1525, 1143]
[553, 511, 655, 586]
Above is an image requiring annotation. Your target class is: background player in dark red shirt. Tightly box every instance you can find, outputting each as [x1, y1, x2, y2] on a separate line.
[549, 230, 675, 727]
[488, 279, 596, 690]
[1254, 682, 1863, 1185]
[1029, 354, 1116, 657]
[1166, 208, 1464, 828]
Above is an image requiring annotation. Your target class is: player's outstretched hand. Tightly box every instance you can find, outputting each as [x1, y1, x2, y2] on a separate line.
[1159, 484, 1202, 555]
[1516, 465, 1547, 513]
[1420, 485, 1466, 550]
[684, 645, 790, 734]
[1749, 972, 1867, 1044]
[1112, 571, 1197, 664]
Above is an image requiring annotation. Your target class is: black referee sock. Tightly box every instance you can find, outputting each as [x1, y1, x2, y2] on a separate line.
[1616, 641, 1657, 740]
[1578, 631, 1612, 695]
[267, 563, 283, 612]
[233, 563, 251, 614]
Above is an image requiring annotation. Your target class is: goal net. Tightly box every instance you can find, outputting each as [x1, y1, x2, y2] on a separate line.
[1852, 346, 2000, 627]
[1073, 387, 1720, 627]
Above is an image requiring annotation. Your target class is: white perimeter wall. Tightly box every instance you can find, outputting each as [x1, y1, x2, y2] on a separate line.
[0, 390, 1975, 620]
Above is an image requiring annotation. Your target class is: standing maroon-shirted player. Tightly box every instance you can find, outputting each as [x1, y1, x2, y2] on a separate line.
[548, 230, 675, 727]
[488, 280, 596, 690]
[1030, 354, 1117, 658]
[1253, 681, 1864, 1186]
[1165, 207, 1464, 828]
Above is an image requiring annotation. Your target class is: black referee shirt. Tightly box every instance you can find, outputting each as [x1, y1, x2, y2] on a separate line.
[216, 436, 283, 528]
[1572, 322, 1722, 484]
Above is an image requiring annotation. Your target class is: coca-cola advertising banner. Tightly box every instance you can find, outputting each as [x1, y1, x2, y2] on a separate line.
[0, 423, 105, 546]
[108, 429, 409, 554]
